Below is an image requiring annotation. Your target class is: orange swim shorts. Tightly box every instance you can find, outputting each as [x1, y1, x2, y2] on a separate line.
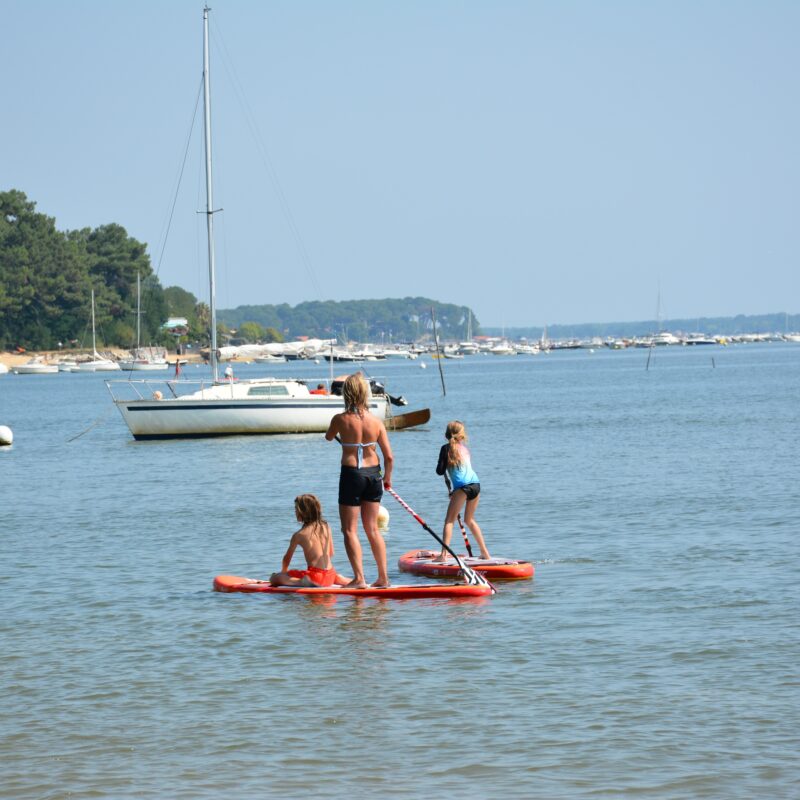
[287, 567, 337, 587]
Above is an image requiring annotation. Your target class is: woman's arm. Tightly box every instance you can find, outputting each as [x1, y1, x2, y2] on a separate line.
[378, 422, 394, 489]
[325, 414, 341, 442]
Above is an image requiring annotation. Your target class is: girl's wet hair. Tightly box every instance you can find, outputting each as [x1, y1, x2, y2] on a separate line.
[294, 493, 323, 526]
[342, 373, 369, 413]
[445, 420, 467, 467]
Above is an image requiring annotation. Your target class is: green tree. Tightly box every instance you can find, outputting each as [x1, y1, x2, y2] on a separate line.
[237, 321, 265, 343]
[164, 285, 199, 318]
[0, 190, 88, 349]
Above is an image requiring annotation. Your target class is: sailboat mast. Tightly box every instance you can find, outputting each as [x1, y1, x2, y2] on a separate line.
[136, 272, 141, 350]
[91, 288, 97, 355]
[203, 6, 219, 383]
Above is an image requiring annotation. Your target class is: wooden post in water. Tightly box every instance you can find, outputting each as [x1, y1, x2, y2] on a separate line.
[431, 306, 446, 396]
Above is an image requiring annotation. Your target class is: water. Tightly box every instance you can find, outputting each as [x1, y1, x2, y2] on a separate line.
[2, 344, 798, 798]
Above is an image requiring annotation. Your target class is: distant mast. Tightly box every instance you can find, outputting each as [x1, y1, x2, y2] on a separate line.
[203, 5, 219, 383]
[135, 272, 141, 350]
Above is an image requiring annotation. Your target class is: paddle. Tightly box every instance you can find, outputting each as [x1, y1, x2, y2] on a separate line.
[387, 488, 494, 591]
[444, 474, 473, 557]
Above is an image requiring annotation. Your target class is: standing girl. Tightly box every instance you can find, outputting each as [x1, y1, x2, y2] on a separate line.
[435, 420, 491, 561]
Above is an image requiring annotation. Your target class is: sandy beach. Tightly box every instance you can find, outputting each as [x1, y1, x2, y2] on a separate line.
[0, 350, 203, 369]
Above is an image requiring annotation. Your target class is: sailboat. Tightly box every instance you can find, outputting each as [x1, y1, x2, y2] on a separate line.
[106, 7, 428, 439]
[118, 274, 169, 371]
[75, 290, 121, 372]
[457, 310, 478, 355]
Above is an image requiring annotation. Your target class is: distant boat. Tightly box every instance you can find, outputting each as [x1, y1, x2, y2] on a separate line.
[253, 354, 286, 363]
[489, 341, 515, 355]
[651, 331, 681, 346]
[13, 356, 58, 375]
[118, 274, 169, 371]
[76, 290, 120, 372]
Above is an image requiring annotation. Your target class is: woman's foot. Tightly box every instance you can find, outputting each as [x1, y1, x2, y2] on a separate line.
[345, 578, 368, 589]
[371, 580, 391, 588]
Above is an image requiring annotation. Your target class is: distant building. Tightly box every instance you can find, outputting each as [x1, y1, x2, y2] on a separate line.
[162, 317, 189, 336]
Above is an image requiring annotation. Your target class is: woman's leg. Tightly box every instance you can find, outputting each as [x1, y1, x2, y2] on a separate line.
[436, 490, 467, 560]
[463, 496, 490, 559]
[339, 504, 367, 588]
[361, 501, 390, 587]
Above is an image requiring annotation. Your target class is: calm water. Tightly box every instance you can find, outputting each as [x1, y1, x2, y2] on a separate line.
[2, 344, 798, 799]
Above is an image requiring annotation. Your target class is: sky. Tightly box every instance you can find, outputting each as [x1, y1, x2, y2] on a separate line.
[3, 0, 799, 328]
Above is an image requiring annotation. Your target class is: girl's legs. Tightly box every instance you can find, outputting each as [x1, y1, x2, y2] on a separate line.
[463, 495, 490, 559]
[436, 490, 467, 560]
[339, 504, 367, 588]
[269, 571, 302, 587]
[269, 572, 329, 588]
[361, 501, 390, 587]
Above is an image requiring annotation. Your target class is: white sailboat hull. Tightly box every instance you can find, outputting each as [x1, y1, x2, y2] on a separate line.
[118, 360, 170, 371]
[108, 379, 391, 439]
[13, 363, 59, 374]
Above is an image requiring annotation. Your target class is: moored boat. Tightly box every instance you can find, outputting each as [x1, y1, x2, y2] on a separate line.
[107, 8, 428, 440]
[13, 357, 59, 375]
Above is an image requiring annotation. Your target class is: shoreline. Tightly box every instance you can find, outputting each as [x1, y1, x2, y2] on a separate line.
[0, 349, 204, 369]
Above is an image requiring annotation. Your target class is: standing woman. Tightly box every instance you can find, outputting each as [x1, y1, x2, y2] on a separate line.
[435, 420, 491, 561]
[326, 373, 394, 588]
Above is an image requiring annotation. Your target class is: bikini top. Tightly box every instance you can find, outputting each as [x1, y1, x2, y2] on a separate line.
[338, 439, 378, 469]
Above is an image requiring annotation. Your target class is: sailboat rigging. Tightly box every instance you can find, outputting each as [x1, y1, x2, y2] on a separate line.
[105, 6, 428, 439]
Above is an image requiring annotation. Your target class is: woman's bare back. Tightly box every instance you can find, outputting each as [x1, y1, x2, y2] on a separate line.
[333, 411, 384, 468]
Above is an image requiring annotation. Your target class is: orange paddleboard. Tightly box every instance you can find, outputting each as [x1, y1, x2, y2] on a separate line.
[213, 574, 494, 598]
[398, 550, 534, 581]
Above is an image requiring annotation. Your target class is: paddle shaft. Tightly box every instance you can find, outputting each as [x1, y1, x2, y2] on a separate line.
[387, 488, 463, 564]
[444, 475, 473, 557]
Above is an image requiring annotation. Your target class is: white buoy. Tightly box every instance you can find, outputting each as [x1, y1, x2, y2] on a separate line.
[0, 426, 13, 446]
[420, 362, 427, 369]
[377, 505, 390, 529]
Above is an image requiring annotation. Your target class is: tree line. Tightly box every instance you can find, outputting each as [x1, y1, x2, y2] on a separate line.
[218, 298, 480, 343]
[0, 190, 481, 350]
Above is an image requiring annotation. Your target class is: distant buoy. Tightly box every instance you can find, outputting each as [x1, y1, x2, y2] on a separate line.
[420, 362, 427, 369]
[377, 505, 390, 529]
[314, 359, 321, 364]
[0, 425, 13, 446]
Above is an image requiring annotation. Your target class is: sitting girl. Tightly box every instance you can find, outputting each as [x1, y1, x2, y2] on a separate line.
[270, 494, 350, 587]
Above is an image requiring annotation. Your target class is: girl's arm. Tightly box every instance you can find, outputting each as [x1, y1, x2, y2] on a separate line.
[327, 523, 335, 557]
[436, 444, 448, 476]
[281, 532, 299, 572]
[377, 422, 394, 489]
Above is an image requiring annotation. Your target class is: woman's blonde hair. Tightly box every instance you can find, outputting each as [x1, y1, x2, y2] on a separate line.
[342, 373, 369, 413]
[445, 420, 468, 467]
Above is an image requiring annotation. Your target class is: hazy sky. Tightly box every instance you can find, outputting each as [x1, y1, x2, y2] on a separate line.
[3, 1, 798, 327]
